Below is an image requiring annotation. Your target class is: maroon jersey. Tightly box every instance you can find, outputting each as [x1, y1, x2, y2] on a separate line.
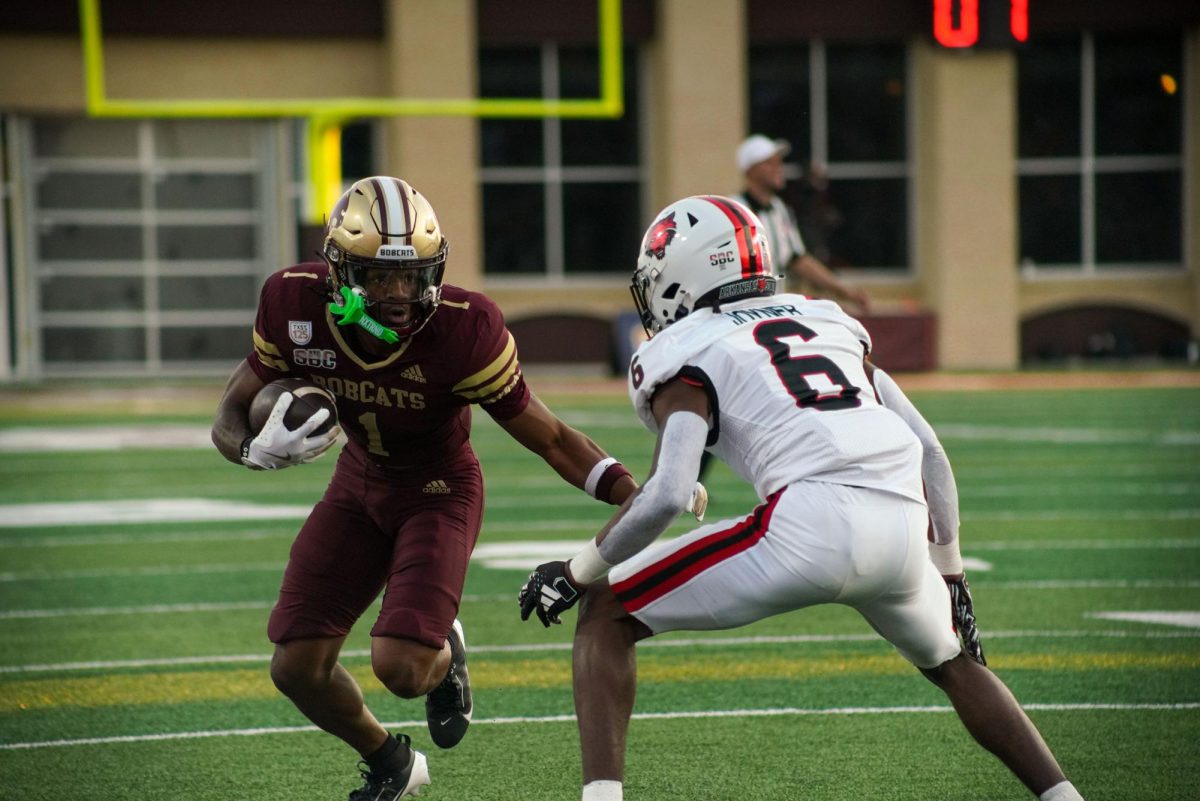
[246, 264, 531, 469]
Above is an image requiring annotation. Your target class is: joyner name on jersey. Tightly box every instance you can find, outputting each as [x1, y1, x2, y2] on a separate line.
[723, 303, 801, 325]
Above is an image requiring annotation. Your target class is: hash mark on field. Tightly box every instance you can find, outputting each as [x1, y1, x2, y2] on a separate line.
[3, 702, 1197, 750]
[1089, 611, 1200, 629]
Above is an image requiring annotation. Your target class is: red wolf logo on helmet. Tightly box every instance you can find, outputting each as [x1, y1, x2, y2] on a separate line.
[643, 211, 677, 260]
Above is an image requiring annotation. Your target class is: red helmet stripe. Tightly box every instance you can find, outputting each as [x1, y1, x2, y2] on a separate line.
[702, 196, 759, 278]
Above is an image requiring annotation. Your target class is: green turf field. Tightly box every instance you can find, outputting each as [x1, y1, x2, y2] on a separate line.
[0, 383, 1197, 800]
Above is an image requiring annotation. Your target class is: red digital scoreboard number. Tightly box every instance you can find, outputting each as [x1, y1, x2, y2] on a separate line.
[933, 0, 1030, 49]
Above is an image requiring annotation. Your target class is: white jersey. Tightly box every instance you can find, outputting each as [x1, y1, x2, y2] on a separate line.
[627, 293, 924, 504]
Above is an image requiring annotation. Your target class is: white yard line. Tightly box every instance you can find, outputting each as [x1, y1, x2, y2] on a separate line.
[0, 499, 312, 528]
[0, 601, 274, 620]
[2, 629, 1196, 675]
[962, 509, 1200, 522]
[0, 529, 294, 549]
[3, 702, 1197, 750]
[0, 562, 283, 582]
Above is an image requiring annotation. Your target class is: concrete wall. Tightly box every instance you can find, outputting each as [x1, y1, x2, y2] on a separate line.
[912, 43, 1020, 369]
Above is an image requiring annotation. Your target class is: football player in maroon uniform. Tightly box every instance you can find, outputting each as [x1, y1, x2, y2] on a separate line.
[212, 177, 674, 799]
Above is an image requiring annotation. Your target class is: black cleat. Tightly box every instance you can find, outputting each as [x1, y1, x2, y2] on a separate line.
[425, 618, 473, 749]
[347, 734, 430, 799]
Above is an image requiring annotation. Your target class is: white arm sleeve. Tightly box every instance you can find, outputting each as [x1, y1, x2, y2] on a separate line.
[873, 368, 964, 574]
[593, 411, 709, 567]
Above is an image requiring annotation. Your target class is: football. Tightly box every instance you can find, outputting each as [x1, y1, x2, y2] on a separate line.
[248, 378, 338, 436]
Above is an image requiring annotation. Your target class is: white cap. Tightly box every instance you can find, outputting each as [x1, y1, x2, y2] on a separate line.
[736, 134, 791, 172]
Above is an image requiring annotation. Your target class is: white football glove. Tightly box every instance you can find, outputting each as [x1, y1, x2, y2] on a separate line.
[689, 481, 708, 522]
[241, 392, 340, 470]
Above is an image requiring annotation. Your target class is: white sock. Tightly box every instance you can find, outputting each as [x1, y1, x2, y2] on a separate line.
[1040, 781, 1084, 801]
[582, 779, 623, 801]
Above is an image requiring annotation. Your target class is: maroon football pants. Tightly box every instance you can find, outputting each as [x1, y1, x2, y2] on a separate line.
[268, 443, 484, 649]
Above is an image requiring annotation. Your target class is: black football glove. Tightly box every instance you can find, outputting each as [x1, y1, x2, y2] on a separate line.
[518, 560, 582, 627]
[945, 574, 986, 665]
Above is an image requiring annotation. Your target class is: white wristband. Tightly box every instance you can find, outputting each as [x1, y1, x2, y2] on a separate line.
[929, 541, 964, 576]
[568, 539, 613, 584]
[584, 457, 619, 498]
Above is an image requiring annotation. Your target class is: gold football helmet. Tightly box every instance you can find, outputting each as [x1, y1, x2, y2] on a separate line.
[322, 176, 448, 339]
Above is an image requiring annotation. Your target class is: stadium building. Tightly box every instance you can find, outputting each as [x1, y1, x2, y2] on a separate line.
[0, 0, 1196, 379]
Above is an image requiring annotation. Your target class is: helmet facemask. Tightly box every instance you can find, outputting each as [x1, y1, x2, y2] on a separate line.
[325, 239, 447, 340]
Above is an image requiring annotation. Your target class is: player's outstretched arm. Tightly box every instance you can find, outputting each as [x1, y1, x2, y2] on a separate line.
[518, 378, 711, 628]
[496, 393, 638, 505]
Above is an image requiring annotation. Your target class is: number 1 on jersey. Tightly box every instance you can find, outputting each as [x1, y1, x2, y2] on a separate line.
[358, 411, 389, 456]
[752, 319, 862, 411]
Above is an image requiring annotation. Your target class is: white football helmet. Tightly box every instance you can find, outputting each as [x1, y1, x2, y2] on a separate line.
[322, 176, 448, 339]
[631, 195, 775, 336]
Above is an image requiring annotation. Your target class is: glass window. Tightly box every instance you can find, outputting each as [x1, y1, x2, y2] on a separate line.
[161, 326, 250, 361]
[749, 42, 910, 271]
[157, 225, 258, 260]
[826, 44, 906, 162]
[1094, 34, 1182, 157]
[482, 184, 545, 275]
[747, 46, 811, 162]
[1095, 170, 1182, 264]
[561, 49, 639, 166]
[340, 121, 376, 181]
[160, 275, 260, 310]
[38, 172, 141, 210]
[1017, 37, 1081, 158]
[1017, 32, 1184, 271]
[825, 178, 907, 269]
[1019, 175, 1081, 265]
[157, 174, 256, 210]
[42, 327, 145, 363]
[39, 275, 144, 312]
[563, 182, 640, 274]
[480, 45, 642, 278]
[480, 48, 543, 168]
[40, 224, 143, 260]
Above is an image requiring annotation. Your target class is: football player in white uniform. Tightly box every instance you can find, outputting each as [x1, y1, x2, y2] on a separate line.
[518, 195, 1084, 801]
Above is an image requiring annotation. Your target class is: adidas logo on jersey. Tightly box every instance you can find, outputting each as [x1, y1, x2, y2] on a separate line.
[423, 479, 451, 494]
[401, 364, 427, 383]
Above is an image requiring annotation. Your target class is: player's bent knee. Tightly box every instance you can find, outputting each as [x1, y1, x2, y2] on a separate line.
[578, 581, 624, 622]
[372, 640, 442, 698]
[579, 582, 653, 642]
[269, 649, 332, 697]
[919, 651, 974, 688]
